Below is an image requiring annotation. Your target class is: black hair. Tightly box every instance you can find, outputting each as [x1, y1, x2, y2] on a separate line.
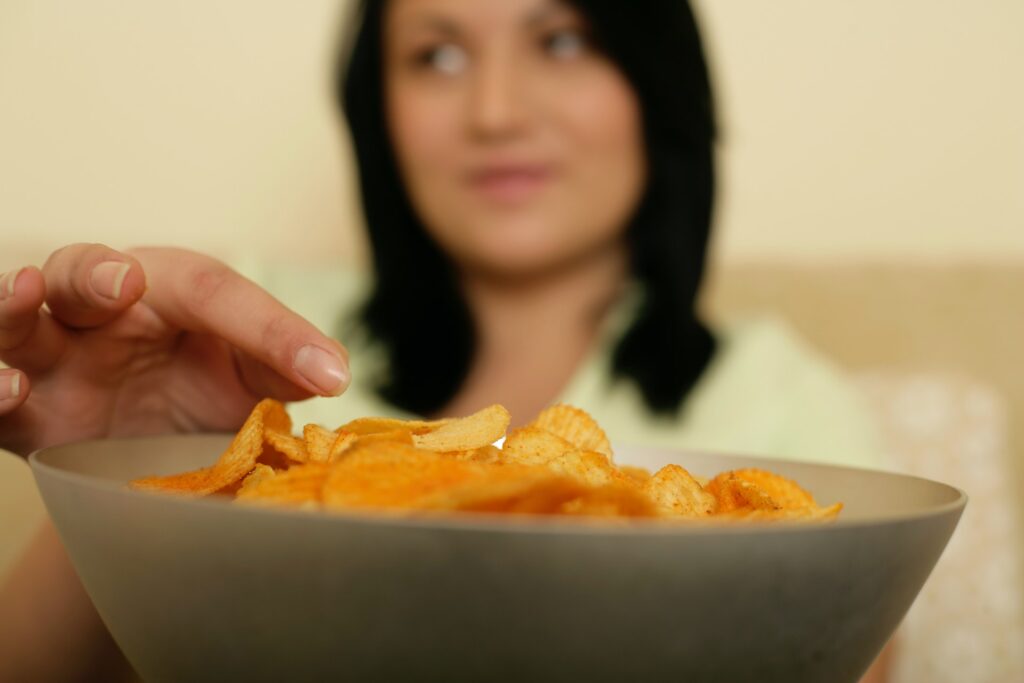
[340, 0, 717, 416]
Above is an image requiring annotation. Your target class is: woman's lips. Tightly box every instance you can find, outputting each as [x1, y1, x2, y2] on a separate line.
[467, 164, 554, 204]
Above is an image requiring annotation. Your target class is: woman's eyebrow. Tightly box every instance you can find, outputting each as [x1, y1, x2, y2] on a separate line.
[524, 1, 575, 28]
[394, 13, 461, 39]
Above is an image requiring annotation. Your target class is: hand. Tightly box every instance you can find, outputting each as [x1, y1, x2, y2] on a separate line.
[0, 244, 350, 456]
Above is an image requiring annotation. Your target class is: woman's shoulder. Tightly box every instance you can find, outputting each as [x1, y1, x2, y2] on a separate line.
[682, 316, 881, 467]
[584, 316, 880, 469]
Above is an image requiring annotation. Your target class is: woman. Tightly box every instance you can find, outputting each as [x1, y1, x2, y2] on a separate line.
[0, 0, 880, 679]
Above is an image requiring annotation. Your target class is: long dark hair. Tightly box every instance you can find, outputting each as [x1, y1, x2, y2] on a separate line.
[339, 0, 717, 416]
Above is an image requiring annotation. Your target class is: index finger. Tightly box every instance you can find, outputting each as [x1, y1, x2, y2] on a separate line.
[130, 248, 350, 397]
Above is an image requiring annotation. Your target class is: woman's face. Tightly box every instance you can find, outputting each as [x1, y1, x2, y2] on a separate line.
[384, 0, 646, 279]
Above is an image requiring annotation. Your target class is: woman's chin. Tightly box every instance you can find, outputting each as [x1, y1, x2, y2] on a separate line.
[455, 246, 602, 284]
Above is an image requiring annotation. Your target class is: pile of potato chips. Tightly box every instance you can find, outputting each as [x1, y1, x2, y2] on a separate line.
[131, 400, 841, 522]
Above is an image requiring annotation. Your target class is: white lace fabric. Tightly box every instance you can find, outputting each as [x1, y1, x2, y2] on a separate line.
[858, 373, 1024, 683]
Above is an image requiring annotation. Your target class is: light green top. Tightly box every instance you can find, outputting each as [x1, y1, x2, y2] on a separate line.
[240, 261, 880, 469]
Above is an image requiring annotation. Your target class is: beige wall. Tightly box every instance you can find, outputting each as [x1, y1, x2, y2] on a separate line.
[0, 0, 1022, 269]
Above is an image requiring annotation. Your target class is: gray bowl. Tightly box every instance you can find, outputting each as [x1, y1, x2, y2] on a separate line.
[30, 435, 964, 683]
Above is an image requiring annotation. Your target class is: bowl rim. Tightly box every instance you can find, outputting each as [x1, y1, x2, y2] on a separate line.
[29, 433, 968, 538]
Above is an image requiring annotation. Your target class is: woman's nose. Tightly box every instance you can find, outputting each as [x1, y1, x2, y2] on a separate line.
[467, 52, 529, 141]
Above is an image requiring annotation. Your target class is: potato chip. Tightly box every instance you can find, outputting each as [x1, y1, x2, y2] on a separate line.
[558, 484, 658, 518]
[265, 428, 307, 464]
[706, 473, 781, 513]
[416, 470, 585, 514]
[726, 469, 817, 510]
[337, 416, 451, 436]
[133, 399, 841, 525]
[621, 465, 652, 484]
[412, 404, 510, 452]
[443, 444, 503, 464]
[351, 429, 414, 448]
[238, 463, 276, 496]
[303, 424, 357, 464]
[501, 426, 575, 466]
[329, 431, 358, 462]
[545, 449, 635, 489]
[237, 462, 330, 506]
[324, 442, 505, 512]
[131, 399, 289, 495]
[529, 404, 613, 458]
[643, 464, 717, 517]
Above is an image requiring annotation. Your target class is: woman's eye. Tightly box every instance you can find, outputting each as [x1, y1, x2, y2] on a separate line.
[417, 44, 468, 75]
[543, 29, 586, 60]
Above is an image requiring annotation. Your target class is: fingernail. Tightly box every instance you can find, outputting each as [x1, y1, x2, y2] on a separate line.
[0, 269, 21, 300]
[90, 261, 131, 300]
[294, 345, 349, 396]
[1, 373, 19, 400]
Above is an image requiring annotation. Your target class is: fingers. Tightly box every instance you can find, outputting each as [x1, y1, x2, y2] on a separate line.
[41, 244, 147, 329]
[0, 268, 68, 372]
[131, 248, 351, 397]
[232, 350, 316, 403]
[0, 368, 29, 415]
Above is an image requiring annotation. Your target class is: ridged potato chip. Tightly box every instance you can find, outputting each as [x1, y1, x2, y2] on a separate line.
[706, 473, 782, 513]
[501, 426, 575, 466]
[337, 416, 451, 436]
[265, 428, 307, 464]
[412, 404, 510, 452]
[727, 469, 817, 509]
[529, 404, 613, 458]
[558, 484, 658, 518]
[323, 442, 484, 511]
[238, 464, 276, 496]
[131, 399, 842, 524]
[131, 399, 289, 495]
[237, 462, 330, 506]
[643, 464, 716, 517]
[442, 445, 503, 464]
[416, 470, 585, 514]
[545, 449, 634, 489]
[303, 424, 359, 464]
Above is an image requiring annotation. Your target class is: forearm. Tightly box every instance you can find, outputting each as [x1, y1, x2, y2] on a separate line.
[0, 520, 135, 682]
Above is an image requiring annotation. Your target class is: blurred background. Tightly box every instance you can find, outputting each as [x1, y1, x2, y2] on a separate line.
[1, 0, 1022, 677]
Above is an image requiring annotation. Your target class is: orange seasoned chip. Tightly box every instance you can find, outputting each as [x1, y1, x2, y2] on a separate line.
[726, 469, 817, 510]
[303, 424, 359, 464]
[131, 399, 289, 496]
[643, 464, 716, 517]
[238, 463, 276, 496]
[337, 415, 450, 436]
[412, 404, 510, 452]
[237, 462, 330, 506]
[265, 428, 306, 464]
[501, 426, 575, 466]
[132, 399, 841, 525]
[706, 472, 781, 513]
[328, 431, 358, 462]
[323, 442, 485, 511]
[545, 449, 634, 489]
[504, 428, 632, 488]
[416, 470, 585, 515]
[529, 404, 613, 458]
[442, 444, 503, 464]
[620, 465, 652, 484]
[559, 484, 658, 519]
[351, 429, 414, 448]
